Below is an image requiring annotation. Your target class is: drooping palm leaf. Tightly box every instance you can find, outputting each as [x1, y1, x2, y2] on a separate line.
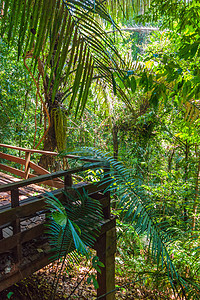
[63, 147, 200, 297]
[0, 0, 135, 115]
[45, 188, 103, 259]
[44, 188, 103, 299]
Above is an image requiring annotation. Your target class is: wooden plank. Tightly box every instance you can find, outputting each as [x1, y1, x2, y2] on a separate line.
[24, 152, 31, 179]
[29, 161, 51, 175]
[0, 152, 64, 186]
[0, 172, 22, 183]
[0, 216, 116, 255]
[11, 189, 22, 262]
[0, 198, 47, 227]
[98, 216, 116, 236]
[91, 192, 110, 218]
[0, 163, 25, 179]
[0, 216, 116, 292]
[0, 188, 63, 215]
[0, 165, 62, 189]
[0, 228, 3, 239]
[0, 162, 105, 192]
[64, 174, 73, 188]
[37, 179, 64, 189]
[0, 144, 58, 156]
[0, 144, 102, 162]
[97, 196, 109, 210]
[0, 252, 52, 292]
[0, 171, 49, 197]
[95, 227, 116, 300]
[0, 152, 25, 166]
[0, 182, 111, 227]
[11, 189, 19, 209]
[0, 223, 45, 253]
[28, 174, 64, 189]
[71, 181, 110, 199]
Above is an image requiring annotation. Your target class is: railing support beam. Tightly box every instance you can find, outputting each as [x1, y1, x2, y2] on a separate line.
[11, 188, 22, 262]
[95, 227, 116, 300]
[24, 151, 31, 179]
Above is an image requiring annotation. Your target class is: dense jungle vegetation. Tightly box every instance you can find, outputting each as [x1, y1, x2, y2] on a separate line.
[0, 0, 200, 299]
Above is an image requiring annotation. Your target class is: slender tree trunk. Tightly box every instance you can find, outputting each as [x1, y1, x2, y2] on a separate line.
[168, 148, 175, 172]
[37, 53, 65, 169]
[112, 122, 118, 160]
[183, 141, 189, 223]
[192, 146, 200, 233]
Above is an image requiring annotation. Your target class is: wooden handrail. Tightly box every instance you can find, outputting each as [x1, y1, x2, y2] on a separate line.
[0, 162, 107, 192]
[0, 144, 101, 162]
[0, 151, 61, 177]
[0, 144, 58, 156]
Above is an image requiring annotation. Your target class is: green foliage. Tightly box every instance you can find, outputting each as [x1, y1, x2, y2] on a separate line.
[87, 256, 104, 289]
[6, 292, 14, 299]
[0, 38, 38, 146]
[1, 0, 200, 298]
[69, 147, 200, 298]
[45, 189, 103, 259]
[1, 0, 133, 114]
[44, 188, 103, 296]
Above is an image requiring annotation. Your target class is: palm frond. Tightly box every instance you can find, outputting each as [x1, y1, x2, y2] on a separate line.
[45, 188, 103, 259]
[64, 147, 200, 296]
[1, 0, 134, 114]
[44, 188, 103, 298]
[183, 100, 200, 124]
[104, 0, 149, 21]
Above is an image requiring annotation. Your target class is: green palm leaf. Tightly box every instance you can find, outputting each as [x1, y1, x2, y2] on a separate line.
[44, 188, 103, 259]
[64, 147, 200, 297]
[44, 188, 103, 299]
[1, 0, 133, 114]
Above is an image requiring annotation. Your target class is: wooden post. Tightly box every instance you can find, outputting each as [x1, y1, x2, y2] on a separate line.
[64, 174, 73, 189]
[11, 188, 22, 262]
[25, 151, 31, 179]
[96, 227, 116, 300]
[0, 229, 3, 239]
[103, 165, 111, 219]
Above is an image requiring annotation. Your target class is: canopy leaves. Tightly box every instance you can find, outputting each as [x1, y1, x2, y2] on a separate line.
[0, 0, 135, 115]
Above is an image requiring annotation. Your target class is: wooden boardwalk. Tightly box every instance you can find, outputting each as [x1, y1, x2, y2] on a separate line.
[0, 145, 116, 299]
[0, 171, 48, 206]
[0, 172, 48, 240]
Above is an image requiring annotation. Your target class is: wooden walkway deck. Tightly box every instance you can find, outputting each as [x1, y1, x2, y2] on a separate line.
[0, 171, 48, 240]
[0, 145, 116, 300]
[0, 171, 48, 206]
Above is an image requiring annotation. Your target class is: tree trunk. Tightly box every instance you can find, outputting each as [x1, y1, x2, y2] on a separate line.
[112, 122, 118, 160]
[183, 141, 189, 223]
[192, 146, 200, 233]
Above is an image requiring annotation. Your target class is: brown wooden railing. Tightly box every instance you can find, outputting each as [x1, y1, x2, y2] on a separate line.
[0, 144, 100, 188]
[0, 145, 116, 299]
[0, 161, 106, 257]
[0, 158, 115, 297]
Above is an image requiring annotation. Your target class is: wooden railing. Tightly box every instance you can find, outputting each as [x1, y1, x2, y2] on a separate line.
[0, 160, 114, 292]
[0, 161, 106, 250]
[0, 146, 116, 299]
[0, 144, 100, 188]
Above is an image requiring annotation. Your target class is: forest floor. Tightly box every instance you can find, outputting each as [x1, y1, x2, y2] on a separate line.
[0, 260, 173, 300]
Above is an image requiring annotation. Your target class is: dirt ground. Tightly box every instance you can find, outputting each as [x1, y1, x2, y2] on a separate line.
[0, 261, 171, 300]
